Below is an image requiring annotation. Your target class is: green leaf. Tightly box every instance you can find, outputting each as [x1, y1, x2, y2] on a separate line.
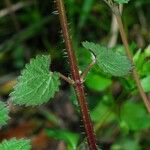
[114, 0, 130, 4]
[0, 138, 31, 150]
[46, 128, 79, 150]
[120, 101, 150, 131]
[10, 55, 60, 106]
[82, 41, 132, 77]
[0, 101, 9, 126]
[141, 76, 150, 93]
[85, 71, 112, 91]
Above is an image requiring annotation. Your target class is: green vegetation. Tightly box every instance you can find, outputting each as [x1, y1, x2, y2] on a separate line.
[0, 0, 150, 149]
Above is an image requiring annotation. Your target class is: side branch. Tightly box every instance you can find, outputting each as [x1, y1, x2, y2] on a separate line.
[81, 46, 97, 80]
[81, 60, 96, 80]
[102, 0, 150, 113]
[59, 73, 74, 84]
[115, 11, 150, 113]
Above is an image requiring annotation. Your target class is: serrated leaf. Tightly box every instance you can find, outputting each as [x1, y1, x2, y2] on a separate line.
[82, 41, 132, 77]
[10, 55, 60, 106]
[0, 101, 9, 126]
[114, 0, 130, 4]
[0, 138, 31, 150]
[120, 101, 150, 131]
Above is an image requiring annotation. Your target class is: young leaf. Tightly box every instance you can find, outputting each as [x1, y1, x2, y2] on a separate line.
[0, 101, 9, 126]
[10, 55, 60, 106]
[0, 138, 31, 150]
[114, 0, 130, 4]
[82, 41, 132, 77]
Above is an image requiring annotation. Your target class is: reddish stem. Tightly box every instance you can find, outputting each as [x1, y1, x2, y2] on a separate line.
[56, 0, 97, 149]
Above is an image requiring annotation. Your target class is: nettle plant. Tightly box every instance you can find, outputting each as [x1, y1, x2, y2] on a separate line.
[0, 0, 150, 150]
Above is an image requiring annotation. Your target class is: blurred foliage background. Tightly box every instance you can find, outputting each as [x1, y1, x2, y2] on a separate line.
[0, 0, 150, 149]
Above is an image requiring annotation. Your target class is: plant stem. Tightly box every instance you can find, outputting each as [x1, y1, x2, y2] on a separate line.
[56, 0, 97, 149]
[115, 13, 150, 113]
[59, 73, 74, 84]
[81, 60, 96, 80]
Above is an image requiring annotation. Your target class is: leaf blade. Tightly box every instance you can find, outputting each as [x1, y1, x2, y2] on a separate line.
[10, 55, 60, 106]
[0, 138, 31, 150]
[82, 41, 132, 77]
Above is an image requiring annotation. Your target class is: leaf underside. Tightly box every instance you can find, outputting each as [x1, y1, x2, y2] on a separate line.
[0, 138, 31, 150]
[82, 41, 132, 77]
[10, 55, 60, 106]
[0, 101, 9, 126]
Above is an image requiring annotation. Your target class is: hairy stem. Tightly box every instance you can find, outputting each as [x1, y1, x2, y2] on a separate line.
[115, 13, 150, 113]
[56, 0, 97, 149]
[81, 60, 96, 80]
[58, 73, 74, 84]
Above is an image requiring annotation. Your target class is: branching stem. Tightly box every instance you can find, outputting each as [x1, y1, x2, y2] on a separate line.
[59, 73, 74, 84]
[102, 0, 150, 113]
[81, 60, 96, 80]
[114, 8, 150, 113]
[56, 0, 97, 149]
